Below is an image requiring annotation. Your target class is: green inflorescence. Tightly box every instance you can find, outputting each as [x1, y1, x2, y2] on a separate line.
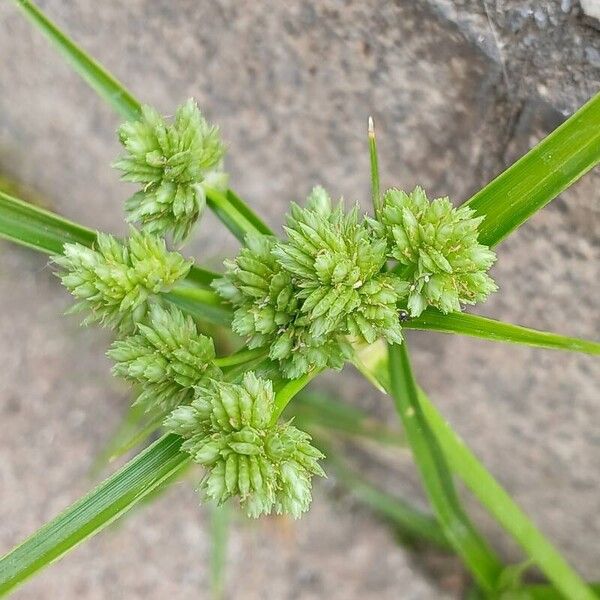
[377, 187, 497, 316]
[214, 187, 408, 378]
[215, 185, 496, 377]
[55, 100, 497, 521]
[55, 228, 192, 333]
[114, 99, 228, 243]
[108, 304, 221, 413]
[164, 372, 325, 518]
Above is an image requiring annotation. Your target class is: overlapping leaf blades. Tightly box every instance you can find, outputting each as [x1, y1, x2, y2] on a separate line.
[1, 0, 599, 597]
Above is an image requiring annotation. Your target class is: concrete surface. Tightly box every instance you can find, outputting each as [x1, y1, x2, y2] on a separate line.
[0, 1, 598, 598]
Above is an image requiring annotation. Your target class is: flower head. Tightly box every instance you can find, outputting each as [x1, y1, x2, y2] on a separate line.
[55, 228, 192, 333]
[115, 99, 227, 243]
[214, 187, 410, 378]
[213, 231, 349, 379]
[108, 304, 221, 412]
[379, 187, 497, 316]
[274, 186, 407, 344]
[164, 372, 325, 518]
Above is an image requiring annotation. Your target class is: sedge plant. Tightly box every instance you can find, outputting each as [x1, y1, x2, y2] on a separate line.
[1, 1, 600, 598]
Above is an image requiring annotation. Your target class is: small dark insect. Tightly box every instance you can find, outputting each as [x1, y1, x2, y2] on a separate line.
[398, 309, 410, 322]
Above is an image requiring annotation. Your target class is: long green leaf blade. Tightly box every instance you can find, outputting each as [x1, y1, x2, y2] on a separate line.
[418, 389, 597, 600]
[359, 342, 597, 600]
[317, 439, 449, 549]
[11, 0, 272, 243]
[406, 309, 600, 355]
[0, 434, 188, 596]
[466, 92, 600, 247]
[0, 190, 96, 254]
[290, 391, 404, 446]
[524, 582, 600, 599]
[387, 343, 503, 592]
[13, 0, 141, 120]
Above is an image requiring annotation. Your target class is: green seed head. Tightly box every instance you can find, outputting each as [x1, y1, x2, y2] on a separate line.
[379, 186, 497, 316]
[114, 99, 227, 243]
[55, 228, 192, 333]
[108, 304, 221, 412]
[164, 372, 325, 518]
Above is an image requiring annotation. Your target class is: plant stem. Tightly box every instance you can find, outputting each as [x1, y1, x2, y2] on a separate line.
[388, 342, 503, 592]
[213, 347, 267, 368]
[271, 369, 322, 424]
[317, 438, 450, 549]
[357, 340, 597, 600]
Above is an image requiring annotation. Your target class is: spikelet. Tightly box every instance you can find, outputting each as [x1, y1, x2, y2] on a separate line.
[108, 304, 221, 412]
[55, 228, 192, 333]
[213, 231, 349, 378]
[378, 187, 497, 316]
[164, 372, 325, 518]
[114, 99, 227, 243]
[274, 186, 408, 344]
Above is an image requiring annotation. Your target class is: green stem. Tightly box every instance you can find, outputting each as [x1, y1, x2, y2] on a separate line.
[388, 343, 503, 592]
[205, 187, 271, 242]
[419, 390, 597, 600]
[358, 341, 597, 600]
[271, 369, 321, 424]
[209, 503, 230, 600]
[317, 438, 450, 549]
[165, 284, 232, 326]
[214, 347, 266, 368]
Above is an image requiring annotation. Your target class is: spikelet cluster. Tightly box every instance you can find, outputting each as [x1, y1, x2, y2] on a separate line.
[108, 304, 221, 412]
[274, 187, 407, 344]
[214, 187, 408, 378]
[55, 229, 192, 333]
[377, 187, 497, 316]
[114, 99, 227, 243]
[213, 231, 349, 378]
[164, 372, 325, 518]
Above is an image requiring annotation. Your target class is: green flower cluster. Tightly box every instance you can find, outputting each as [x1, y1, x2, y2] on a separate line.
[165, 372, 325, 518]
[377, 187, 497, 316]
[214, 187, 408, 378]
[108, 304, 221, 412]
[114, 99, 227, 243]
[55, 229, 192, 333]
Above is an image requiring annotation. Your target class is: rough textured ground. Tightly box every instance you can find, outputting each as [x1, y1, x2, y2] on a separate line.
[0, 1, 598, 598]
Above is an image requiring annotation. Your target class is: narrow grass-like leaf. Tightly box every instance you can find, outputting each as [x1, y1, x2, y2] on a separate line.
[11, 0, 272, 243]
[316, 438, 449, 549]
[209, 503, 230, 600]
[13, 0, 141, 120]
[406, 309, 600, 355]
[387, 343, 503, 592]
[368, 116, 382, 217]
[0, 434, 188, 596]
[359, 342, 597, 600]
[271, 369, 321, 423]
[0, 190, 96, 254]
[218, 188, 273, 237]
[165, 284, 232, 326]
[418, 388, 597, 600]
[466, 92, 600, 247]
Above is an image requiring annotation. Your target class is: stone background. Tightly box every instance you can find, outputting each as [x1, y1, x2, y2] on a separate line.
[0, 1, 598, 598]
